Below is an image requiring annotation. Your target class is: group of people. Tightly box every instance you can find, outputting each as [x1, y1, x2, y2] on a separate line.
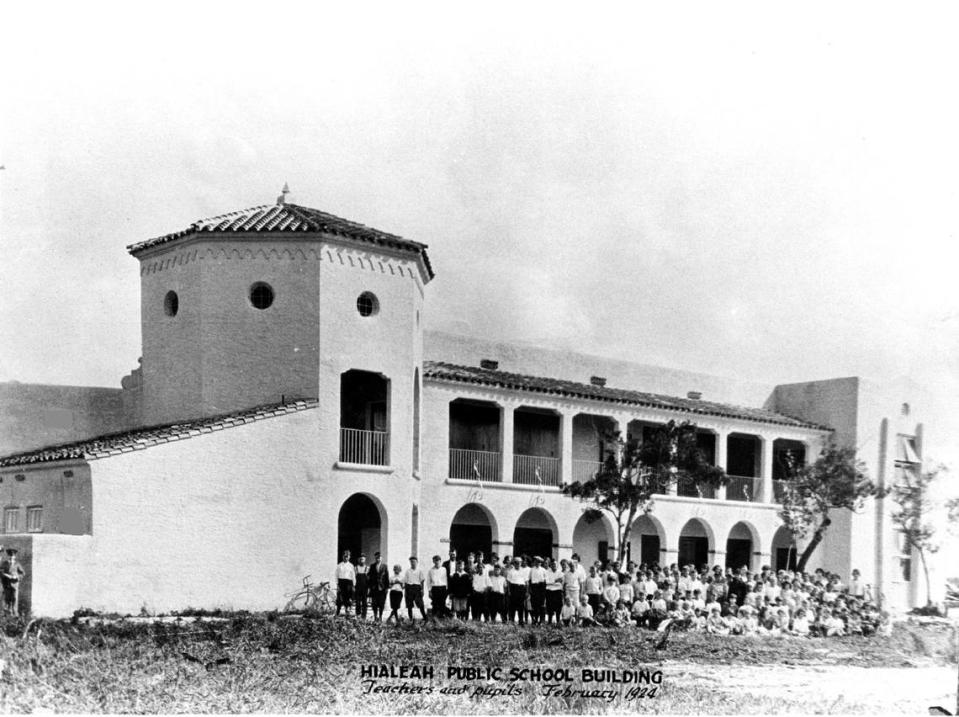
[333, 548, 888, 638]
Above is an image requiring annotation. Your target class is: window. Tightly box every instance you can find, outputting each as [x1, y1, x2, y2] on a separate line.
[896, 434, 920, 464]
[356, 292, 379, 317]
[26, 506, 42, 533]
[163, 290, 179, 317]
[3, 507, 18, 533]
[249, 282, 275, 310]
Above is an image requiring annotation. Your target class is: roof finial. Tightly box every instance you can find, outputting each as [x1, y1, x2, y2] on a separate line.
[277, 182, 290, 205]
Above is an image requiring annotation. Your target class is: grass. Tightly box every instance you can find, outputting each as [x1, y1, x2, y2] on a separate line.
[0, 613, 955, 713]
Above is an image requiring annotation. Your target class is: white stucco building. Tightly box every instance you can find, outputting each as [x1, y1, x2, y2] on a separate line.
[0, 192, 934, 617]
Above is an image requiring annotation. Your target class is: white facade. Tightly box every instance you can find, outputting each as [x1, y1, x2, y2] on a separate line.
[0, 198, 934, 617]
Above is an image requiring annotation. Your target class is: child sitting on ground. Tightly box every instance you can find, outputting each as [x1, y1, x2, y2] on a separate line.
[576, 595, 597, 627]
[560, 595, 576, 627]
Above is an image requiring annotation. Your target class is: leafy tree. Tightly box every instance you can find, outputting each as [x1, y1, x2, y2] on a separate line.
[561, 420, 725, 562]
[778, 442, 880, 573]
[890, 464, 946, 607]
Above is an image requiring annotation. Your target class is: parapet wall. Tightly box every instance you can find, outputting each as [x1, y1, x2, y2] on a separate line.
[0, 382, 137, 456]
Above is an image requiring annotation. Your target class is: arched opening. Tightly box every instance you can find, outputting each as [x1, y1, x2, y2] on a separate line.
[512, 508, 557, 560]
[572, 511, 614, 566]
[772, 525, 798, 571]
[726, 521, 759, 571]
[678, 518, 713, 569]
[449, 503, 497, 558]
[337, 493, 385, 563]
[630, 514, 666, 567]
[340, 370, 390, 465]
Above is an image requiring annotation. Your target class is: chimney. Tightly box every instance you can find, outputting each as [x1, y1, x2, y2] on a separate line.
[590, 376, 607, 387]
[687, 391, 702, 400]
[277, 182, 290, 205]
[480, 359, 499, 370]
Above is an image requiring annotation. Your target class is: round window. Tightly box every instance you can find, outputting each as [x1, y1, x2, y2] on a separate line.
[164, 290, 179, 317]
[250, 282, 275, 310]
[356, 292, 379, 317]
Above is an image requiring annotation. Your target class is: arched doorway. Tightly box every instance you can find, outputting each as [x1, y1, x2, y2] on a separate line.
[726, 521, 759, 571]
[678, 518, 713, 569]
[449, 503, 497, 558]
[337, 493, 385, 562]
[631, 514, 667, 567]
[772, 525, 798, 571]
[513, 508, 557, 560]
[572, 511, 615, 566]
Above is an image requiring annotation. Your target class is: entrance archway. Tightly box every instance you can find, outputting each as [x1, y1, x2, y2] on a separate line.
[726, 521, 759, 571]
[772, 525, 798, 571]
[572, 511, 615, 566]
[337, 493, 385, 562]
[678, 518, 713, 569]
[631, 514, 667, 567]
[513, 508, 557, 560]
[449, 503, 497, 559]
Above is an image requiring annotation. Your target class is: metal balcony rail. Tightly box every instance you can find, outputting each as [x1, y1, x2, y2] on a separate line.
[726, 475, 759, 502]
[449, 448, 503, 482]
[513, 454, 561, 486]
[677, 475, 716, 499]
[773, 479, 791, 503]
[572, 459, 603, 483]
[339, 428, 390, 466]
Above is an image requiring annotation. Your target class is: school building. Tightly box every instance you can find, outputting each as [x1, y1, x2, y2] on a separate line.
[0, 190, 935, 616]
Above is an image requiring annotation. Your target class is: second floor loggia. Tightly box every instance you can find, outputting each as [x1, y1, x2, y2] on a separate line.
[446, 397, 811, 505]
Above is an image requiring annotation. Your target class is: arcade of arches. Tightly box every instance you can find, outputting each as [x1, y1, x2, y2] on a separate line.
[336, 495, 795, 573]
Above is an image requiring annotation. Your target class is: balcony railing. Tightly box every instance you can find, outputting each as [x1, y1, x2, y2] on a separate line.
[773, 479, 791, 503]
[339, 428, 390, 466]
[449, 448, 502, 482]
[726, 475, 759, 502]
[513, 454, 561, 486]
[677, 476, 716, 499]
[572, 459, 602, 483]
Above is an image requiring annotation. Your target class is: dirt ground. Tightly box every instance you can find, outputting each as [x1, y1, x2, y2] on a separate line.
[664, 660, 957, 714]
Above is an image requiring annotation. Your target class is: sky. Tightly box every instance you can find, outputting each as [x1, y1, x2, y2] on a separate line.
[1, 5, 958, 490]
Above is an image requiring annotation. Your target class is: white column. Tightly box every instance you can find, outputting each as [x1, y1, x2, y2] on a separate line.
[560, 411, 574, 486]
[501, 404, 515, 484]
[761, 436, 774, 503]
[716, 430, 728, 500]
[663, 547, 679, 568]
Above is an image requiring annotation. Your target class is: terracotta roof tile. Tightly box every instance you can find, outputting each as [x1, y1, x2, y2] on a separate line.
[126, 202, 434, 280]
[0, 400, 318, 467]
[423, 361, 829, 431]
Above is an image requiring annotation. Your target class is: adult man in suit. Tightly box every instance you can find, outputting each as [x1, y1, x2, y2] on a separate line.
[368, 551, 390, 621]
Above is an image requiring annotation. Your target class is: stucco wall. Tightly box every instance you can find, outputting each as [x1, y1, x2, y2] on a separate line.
[0, 462, 92, 536]
[139, 239, 322, 424]
[0, 383, 133, 456]
[75, 407, 406, 614]
[425, 331, 774, 407]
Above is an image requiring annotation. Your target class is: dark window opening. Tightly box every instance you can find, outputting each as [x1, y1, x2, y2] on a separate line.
[356, 292, 379, 317]
[250, 282, 274, 310]
[163, 290, 179, 317]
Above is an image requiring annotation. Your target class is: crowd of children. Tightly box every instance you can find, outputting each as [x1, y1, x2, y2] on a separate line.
[337, 548, 889, 638]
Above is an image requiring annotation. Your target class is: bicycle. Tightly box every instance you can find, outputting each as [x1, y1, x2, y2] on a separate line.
[284, 575, 336, 613]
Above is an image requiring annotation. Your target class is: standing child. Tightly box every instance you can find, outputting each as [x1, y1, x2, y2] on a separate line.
[387, 564, 404, 624]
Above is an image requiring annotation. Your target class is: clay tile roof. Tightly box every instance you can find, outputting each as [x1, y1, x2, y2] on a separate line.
[126, 202, 434, 280]
[0, 400, 318, 467]
[423, 361, 830, 431]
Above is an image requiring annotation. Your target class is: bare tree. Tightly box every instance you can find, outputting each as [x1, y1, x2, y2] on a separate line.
[891, 464, 947, 608]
